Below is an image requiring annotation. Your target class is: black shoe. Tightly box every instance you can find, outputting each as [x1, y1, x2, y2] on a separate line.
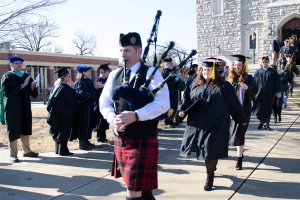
[79, 144, 93, 150]
[235, 157, 243, 170]
[142, 191, 156, 200]
[97, 138, 109, 143]
[58, 142, 73, 156]
[86, 140, 96, 148]
[265, 125, 272, 131]
[79, 140, 93, 150]
[23, 151, 39, 157]
[126, 197, 143, 200]
[257, 123, 263, 130]
[59, 151, 74, 156]
[204, 173, 214, 191]
[10, 157, 20, 163]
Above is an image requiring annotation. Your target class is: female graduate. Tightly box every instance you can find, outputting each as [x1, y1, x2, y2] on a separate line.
[178, 58, 248, 191]
[227, 54, 257, 170]
[47, 68, 78, 156]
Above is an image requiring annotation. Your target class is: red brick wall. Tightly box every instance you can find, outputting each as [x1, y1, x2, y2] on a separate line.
[0, 65, 9, 76]
[0, 52, 119, 66]
[0, 51, 119, 84]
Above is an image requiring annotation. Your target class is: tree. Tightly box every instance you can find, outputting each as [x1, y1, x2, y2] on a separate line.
[0, 41, 15, 50]
[147, 42, 188, 66]
[0, 0, 65, 39]
[73, 31, 97, 55]
[12, 18, 59, 51]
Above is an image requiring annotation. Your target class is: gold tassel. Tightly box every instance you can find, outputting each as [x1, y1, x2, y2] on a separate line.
[244, 61, 249, 74]
[211, 62, 215, 80]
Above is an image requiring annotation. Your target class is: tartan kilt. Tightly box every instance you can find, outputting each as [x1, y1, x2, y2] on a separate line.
[112, 135, 158, 191]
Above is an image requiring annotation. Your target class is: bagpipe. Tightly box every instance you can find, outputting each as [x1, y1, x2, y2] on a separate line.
[112, 10, 197, 119]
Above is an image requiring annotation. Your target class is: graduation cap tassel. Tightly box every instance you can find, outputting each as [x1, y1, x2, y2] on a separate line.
[244, 60, 249, 74]
[211, 62, 216, 80]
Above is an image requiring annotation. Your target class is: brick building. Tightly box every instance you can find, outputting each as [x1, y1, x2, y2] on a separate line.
[0, 50, 118, 101]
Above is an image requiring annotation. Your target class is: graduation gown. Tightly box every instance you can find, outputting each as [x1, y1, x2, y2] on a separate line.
[47, 83, 78, 142]
[252, 67, 281, 123]
[1, 72, 38, 142]
[179, 80, 248, 160]
[93, 77, 109, 131]
[229, 75, 257, 146]
[161, 68, 179, 119]
[70, 78, 95, 141]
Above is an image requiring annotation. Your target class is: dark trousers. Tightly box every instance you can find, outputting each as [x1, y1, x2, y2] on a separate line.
[97, 125, 107, 140]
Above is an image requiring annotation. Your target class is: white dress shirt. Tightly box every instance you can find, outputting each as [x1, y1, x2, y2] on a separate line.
[100, 61, 170, 124]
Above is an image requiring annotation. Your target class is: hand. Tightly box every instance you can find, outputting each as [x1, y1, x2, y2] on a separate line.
[113, 115, 125, 133]
[179, 111, 185, 117]
[277, 92, 282, 98]
[239, 82, 248, 90]
[94, 81, 105, 89]
[67, 80, 74, 88]
[21, 76, 31, 89]
[119, 111, 137, 127]
[31, 80, 37, 91]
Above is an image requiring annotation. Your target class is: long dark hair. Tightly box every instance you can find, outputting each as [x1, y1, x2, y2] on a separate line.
[194, 66, 220, 86]
[227, 63, 248, 84]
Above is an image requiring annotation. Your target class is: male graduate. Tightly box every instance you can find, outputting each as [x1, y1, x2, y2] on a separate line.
[1, 56, 38, 162]
[94, 63, 111, 143]
[252, 56, 281, 130]
[161, 58, 179, 127]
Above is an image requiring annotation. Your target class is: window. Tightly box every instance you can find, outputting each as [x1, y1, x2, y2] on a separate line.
[247, 31, 259, 53]
[213, 0, 223, 16]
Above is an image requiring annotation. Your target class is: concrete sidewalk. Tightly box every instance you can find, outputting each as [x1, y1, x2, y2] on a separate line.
[0, 106, 300, 200]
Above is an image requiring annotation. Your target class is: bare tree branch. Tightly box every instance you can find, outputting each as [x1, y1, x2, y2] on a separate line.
[11, 18, 59, 51]
[0, 0, 65, 39]
[73, 31, 97, 55]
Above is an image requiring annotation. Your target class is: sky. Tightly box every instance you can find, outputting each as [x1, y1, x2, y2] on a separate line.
[46, 0, 197, 59]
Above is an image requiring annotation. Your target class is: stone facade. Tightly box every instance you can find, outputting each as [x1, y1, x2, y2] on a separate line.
[196, 0, 300, 64]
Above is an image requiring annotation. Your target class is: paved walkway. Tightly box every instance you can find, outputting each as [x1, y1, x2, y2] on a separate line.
[0, 106, 300, 200]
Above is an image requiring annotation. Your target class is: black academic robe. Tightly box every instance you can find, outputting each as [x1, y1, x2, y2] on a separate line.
[70, 78, 95, 141]
[229, 75, 257, 146]
[1, 72, 38, 142]
[161, 68, 179, 119]
[252, 67, 281, 124]
[93, 77, 109, 131]
[179, 80, 248, 160]
[47, 83, 78, 142]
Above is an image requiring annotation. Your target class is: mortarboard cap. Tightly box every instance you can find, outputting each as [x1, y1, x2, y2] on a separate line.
[97, 63, 111, 73]
[76, 65, 92, 73]
[191, 64, 198, 68]
[8, 56, 24, 63]
[164, 58, 172, 63]
[231, 54, 251, 63]
[201, 58, 223, 67]
[55, 67, 69, 78]
[119, 32, 142, 47]
[260, 56, 270, 61]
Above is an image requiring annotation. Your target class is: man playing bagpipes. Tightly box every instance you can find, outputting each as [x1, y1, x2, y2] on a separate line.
[100, 32, 170, 200]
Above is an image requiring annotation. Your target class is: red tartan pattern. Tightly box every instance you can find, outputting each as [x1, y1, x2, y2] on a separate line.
[112, 135, 158, 191]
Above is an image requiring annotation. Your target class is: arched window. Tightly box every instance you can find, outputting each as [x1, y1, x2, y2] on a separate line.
[213, 0, 223, 16]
